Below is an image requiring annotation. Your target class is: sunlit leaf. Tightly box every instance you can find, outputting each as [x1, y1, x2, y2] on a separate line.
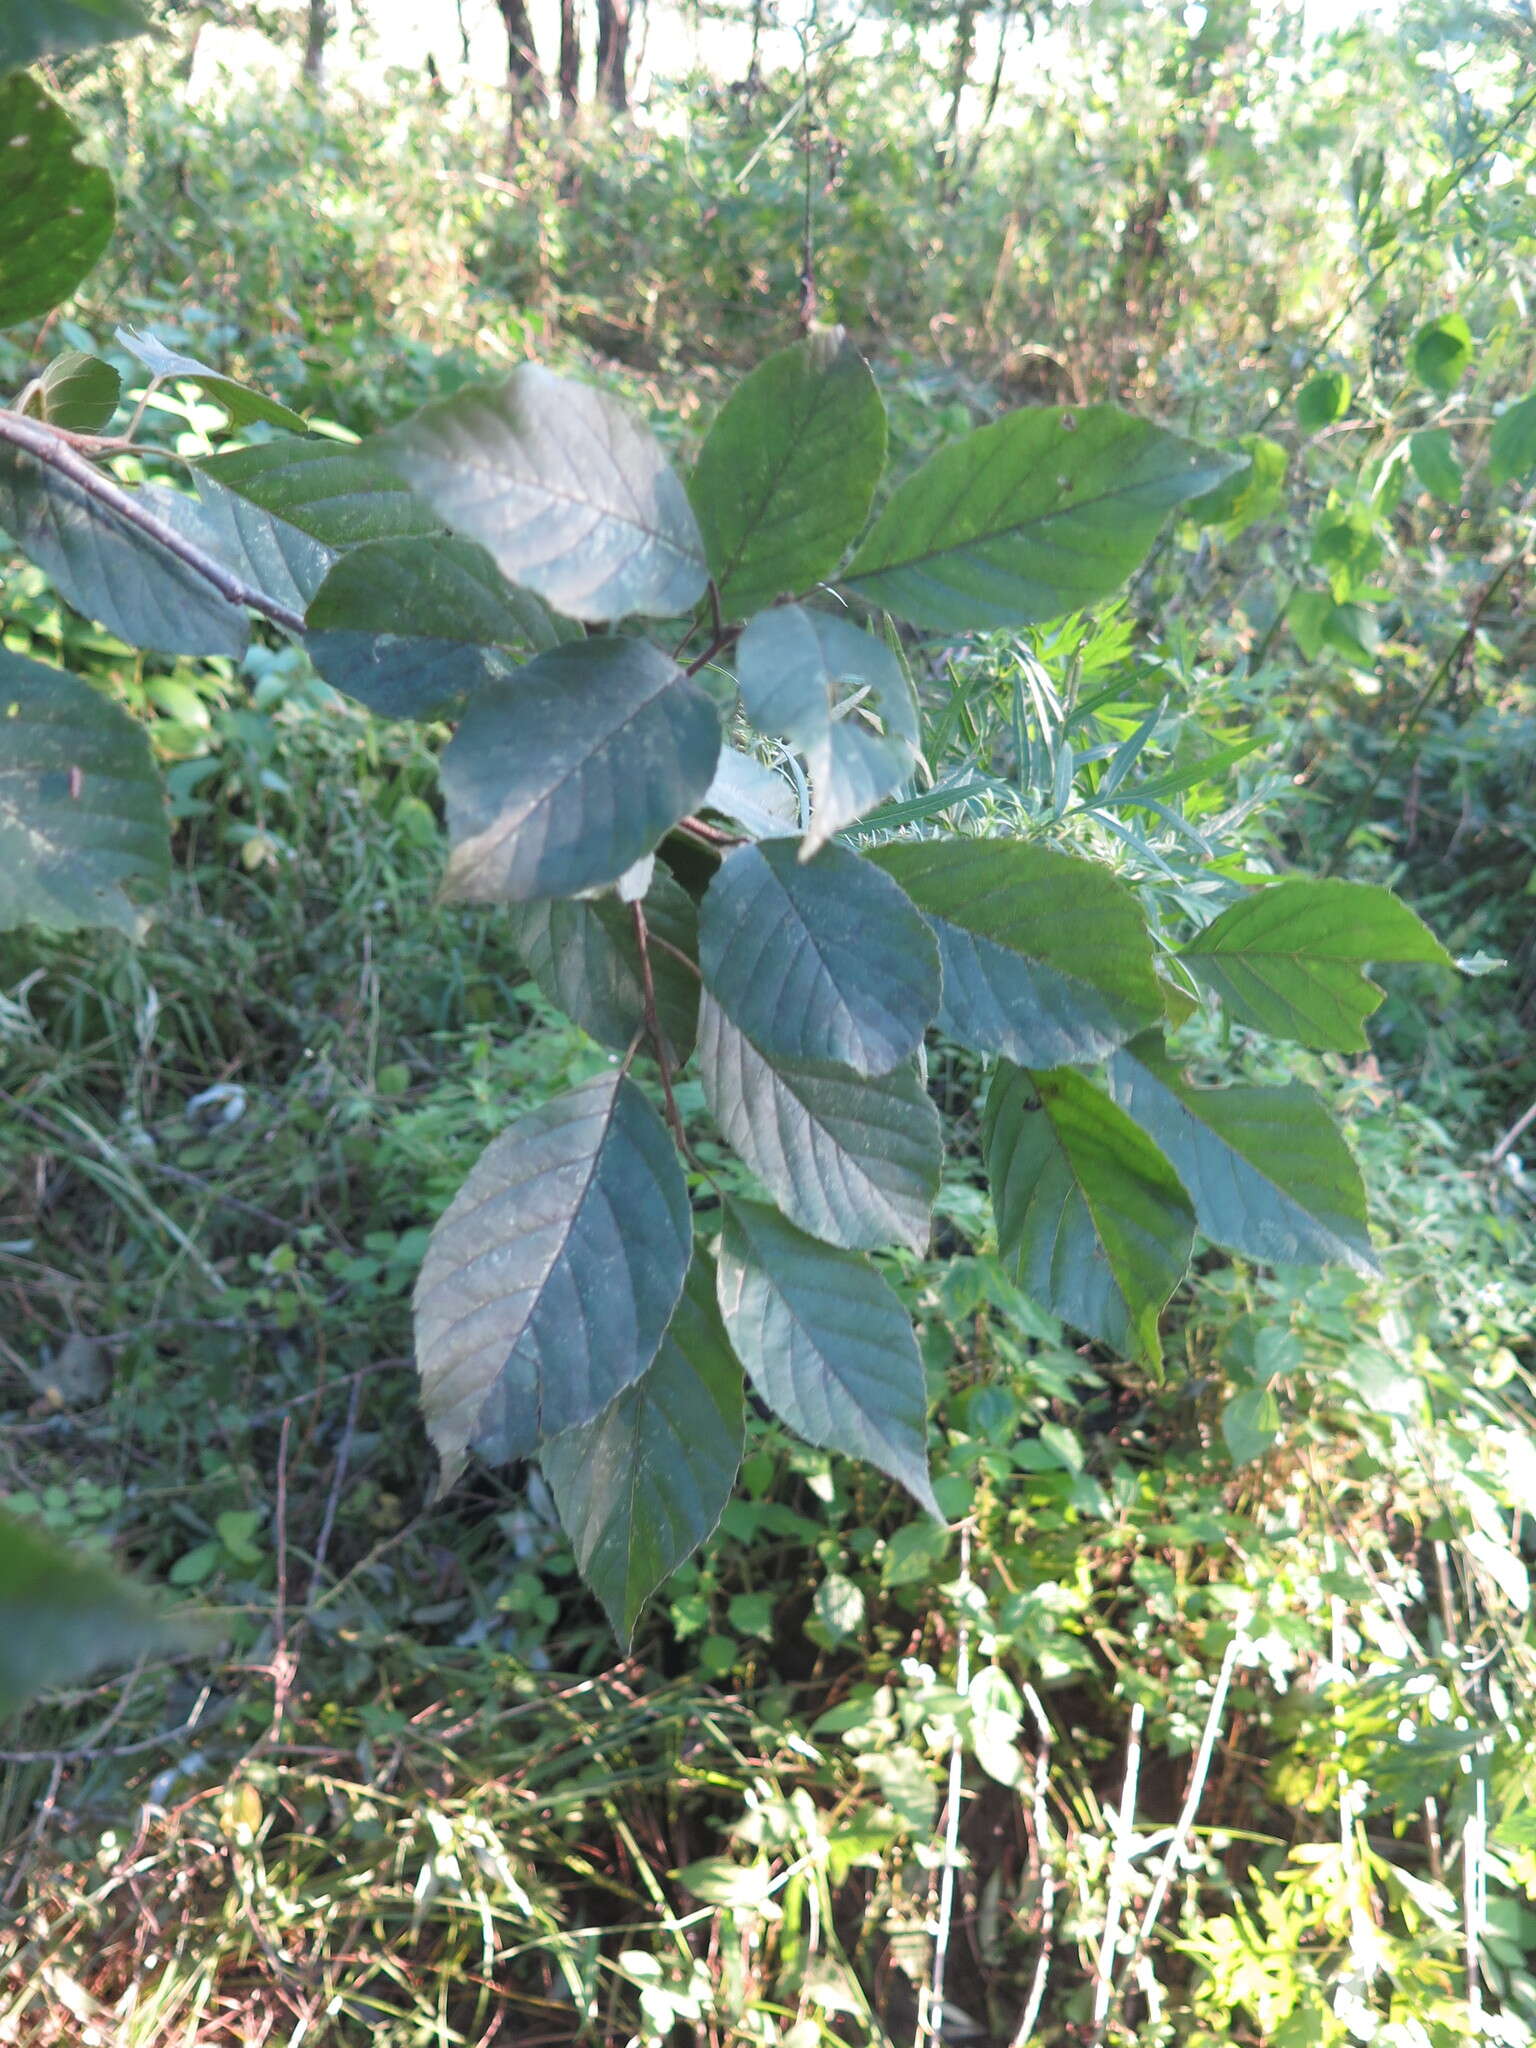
[116, 326, 309, 434]
[0, 76, 114, 328]
[22, 351, 120, 432]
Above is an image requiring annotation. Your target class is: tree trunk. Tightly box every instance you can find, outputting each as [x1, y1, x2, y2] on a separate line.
[496, 0, 546, 165]
[595, 0, 630, 113]
[938, 0, 977, 199]
[559, 0, 581, 121]
[302, 0, 329, 84]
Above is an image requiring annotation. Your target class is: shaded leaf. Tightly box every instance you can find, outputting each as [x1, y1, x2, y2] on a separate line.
[116, 326, 308, 434]
[688, 330, 886, 620]
[201, 437, 441, 548]
[1295, 371, 1351, 432]
[983, 1061, 1193, 1367]
[542, 1257, 743, 1646]
[383, 364, 707, 623]
[139, 473, 335, 618]
[1222, 1386, 1281, 1466]
[699, 993, 940, 1252]
[702, 743, 799, 838]
[22, 351, 120, 432]
[0, 649, 169, 934]
[868, 837, 1162, 1067]
[1181, 879, 1454, 1052]
[718, 1198, 939, 1516]
[736, 604, 918, 852]
[1107, 1035, 1379, 1275]
[413, 1071, 692, 1487]
[508, 867, 700, 1063]
[0, 1507, 174, 1720]
[699, 837, 939, 1077]
[1411, 313, 1473, 395]
[841, 405, 1236, 631]
[439, 638, 720, 903]
[1489, 392, 1536, 490]
[0, 0, 148, 73]
[0, 76, 114, 328]
[1409, 428, 1461, 502]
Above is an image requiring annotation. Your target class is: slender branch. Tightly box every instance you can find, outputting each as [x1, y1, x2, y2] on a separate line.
[1010, 1684, 1057, 2047]
[676, 813, 744, 847]
[0, 410, 306, 637]
[921, 1522, 972, 2046]
[1090, 1697, 1146, 2043]
[1490, 1097, 1536, 1168]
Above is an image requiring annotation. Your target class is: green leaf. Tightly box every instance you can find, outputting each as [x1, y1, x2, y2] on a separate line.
[0, 650, 169, 934]
[735, 604, 918, 853]
[0, 76, 114, 329]
[201, 437, 441, 548]
[1221, 1386, 1281, 1466]
[717, 1198, 939, 1517]
[0, 1506, 172, 1720]
[698, 993, 940, 1253]
[413, 1071, 692, 1488]
[438, 638, 720, 903]
[508, 867, 700, 1063]
[698, 838, 940, 1077]
[867, 838, 1162, 1067]
[840, 405, 1237, 631]
[22, 351, 120, 432]
[0, 441, 250, 656]
[1409, 428, 1461, 502]
[1106, 1035, 1379, 1275]
[1185, 434, 1287, 534]
[383, 364, 707, 623]
[1411, 313, 1473, 395]
[688, 329, 886, 620]
[1295, 371, 1351, 432]
[541, 1257, 744, 1647]
[983, 1062, 1193, 1367]
[1181, 879, 1454, 1052]
[140, 473, 335, 617]
[0, 0, 148, 71]
[115, 326, 309, 434]
[305, 535, 568, 720]
[1489, 393, 1536, 489]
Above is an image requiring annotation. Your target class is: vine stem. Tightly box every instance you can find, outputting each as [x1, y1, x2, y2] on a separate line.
[0, 410, 306, 637]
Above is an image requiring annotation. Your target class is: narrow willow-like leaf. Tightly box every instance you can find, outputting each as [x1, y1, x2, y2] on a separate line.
[983, 1062, 1193, 1367]
[1107, 1035, 1379, 1275]
[841, 406, 1237, 631]
[699, 993, 940, 1252]
[201, 438, 441, 548]
[413, 1072, 692, 1488]
[718, 1198, 940, 1517]
[699, 838, 940, 1077]
[305, 535, 569, 720]
[0, 76, 115, 328]
[22, 352, 120, 433]
[0, 444, 250, 657]
[0, 0, 149, 74]
[0, 1508, 175, 1719]
[383, 365, 707, 622]
[736, 605, 918, 853]
[0, 650, 169, 935]
[868, 837, 1162, 1067]
[508, 868, 700, 1063]
[439, 639, 720, 903]
[1181, 879, 1454, 1052]
[542, 1258, 744, 1647]
[688, 330, 887, 620]
[116, 326, 309, 434]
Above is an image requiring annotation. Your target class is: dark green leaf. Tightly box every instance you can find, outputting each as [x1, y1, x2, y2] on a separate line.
[542, 1257, 743, 1647]
[0, 1507, 173, 1721]
[1181, 879, 1454, 1051]
[22, 351, 120, 432]
[841, 406, 1237, 631]
[1185, 434, 1287, 535]
[508, 867, 700, 1063]
[116, 326, 309, 434]
[1411, 313, 1473, 395]
[718, 1198, 939, 1516]
[1221, 1386, 1281, 1465]
[867, 838, 1162, 1067]
[688, 330, 886, 620]
[698, 838, 939, 1077]
[1107, 1035, 1379, 1274]
[438, 639, 720, 902]
[140, 474, 335, 617]
[699, 993, 940, 1252]
[201, 437, 441, 548]
[983, 1062, 1193, 1367]
[1295, 371, 1351, 432]
[0, 441, 248, 656]
[736, 604, 918, 852]
[383, 365, 707, 622]
[413, 1071, 692, 1487]
[1489, 393, 1536, 489]
[0, 649, 169, 934]
[0, 76, 114, 328]
[1409, 428, 1461, 502]
[0, 0, 148, 72]
[305, 535, 568, 720]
